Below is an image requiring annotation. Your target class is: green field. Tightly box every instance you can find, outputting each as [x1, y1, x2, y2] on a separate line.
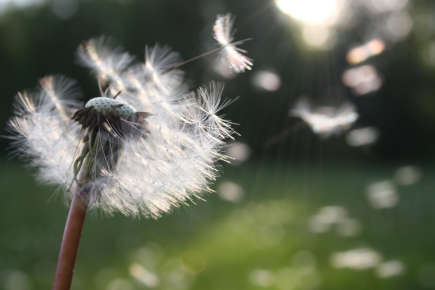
[1, 161, 434, 290]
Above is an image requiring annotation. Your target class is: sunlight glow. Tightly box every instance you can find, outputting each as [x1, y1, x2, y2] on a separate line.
[275, 0, 342, 26]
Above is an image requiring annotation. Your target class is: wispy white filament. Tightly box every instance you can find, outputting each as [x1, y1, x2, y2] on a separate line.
[214, 14, 253, 73]
[9, 38, 238, 218]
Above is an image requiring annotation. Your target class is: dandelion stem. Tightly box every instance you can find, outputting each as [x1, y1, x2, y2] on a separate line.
[52, 190, 88, 290]
[53, 133, 95, 290]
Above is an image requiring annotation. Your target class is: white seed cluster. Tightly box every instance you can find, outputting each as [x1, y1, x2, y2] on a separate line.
[9, 37, 238, 218]
[85, 96, 136, 118]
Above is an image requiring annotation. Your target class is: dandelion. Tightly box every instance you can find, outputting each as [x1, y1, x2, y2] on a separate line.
[214, 13, 253, 73]
[8, 28, 250, 288]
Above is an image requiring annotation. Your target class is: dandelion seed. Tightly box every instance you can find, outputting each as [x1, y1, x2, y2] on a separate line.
[290, 98, 358, 137]
[214, 13, 253, 73]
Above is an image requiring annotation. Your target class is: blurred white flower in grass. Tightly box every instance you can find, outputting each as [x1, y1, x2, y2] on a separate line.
[394, 166, 422, 186]
[309, 205, 361, 237]
[346, 127, 379, 147]
[376, 260, 405, 278]
[342, 65, 383, 95]
[366, 180, 398, 209]
[226, 141, 251, 165]
[129, 263, 159, 288]
[346, 38, 386, 65]
[291, 98, 358, 138]
[217, 181, 244, 203]
[331, 248, 382, 270]
[251, 70, 281, 92]
[8, 37, 240, 218]
[213, 14, 253, 73]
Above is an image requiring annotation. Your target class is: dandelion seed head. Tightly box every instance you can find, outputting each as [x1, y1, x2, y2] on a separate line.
[9, 35, 240, 218]
[85, 97, 136, 118]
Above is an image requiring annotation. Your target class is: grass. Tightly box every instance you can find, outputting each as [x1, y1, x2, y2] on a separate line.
[1, 161, 435, 290]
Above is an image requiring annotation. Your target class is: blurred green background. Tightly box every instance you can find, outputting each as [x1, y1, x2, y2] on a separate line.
[1, 0, 435, 289]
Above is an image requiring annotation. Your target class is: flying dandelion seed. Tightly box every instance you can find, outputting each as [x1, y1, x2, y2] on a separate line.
[214, 14, 253, 73]
[290, 98, 358, 137]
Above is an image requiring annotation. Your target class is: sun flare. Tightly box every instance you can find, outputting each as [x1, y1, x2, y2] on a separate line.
[275, 0, 342, 26]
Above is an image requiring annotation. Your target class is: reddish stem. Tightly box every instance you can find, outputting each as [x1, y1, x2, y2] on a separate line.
[52, 191, 88, 290]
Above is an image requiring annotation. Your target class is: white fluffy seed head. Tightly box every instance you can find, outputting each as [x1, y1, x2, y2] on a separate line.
[9, 36, 239, 218]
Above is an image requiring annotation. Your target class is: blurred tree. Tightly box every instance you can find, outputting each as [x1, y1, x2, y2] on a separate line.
[1, 0, 434, 163]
